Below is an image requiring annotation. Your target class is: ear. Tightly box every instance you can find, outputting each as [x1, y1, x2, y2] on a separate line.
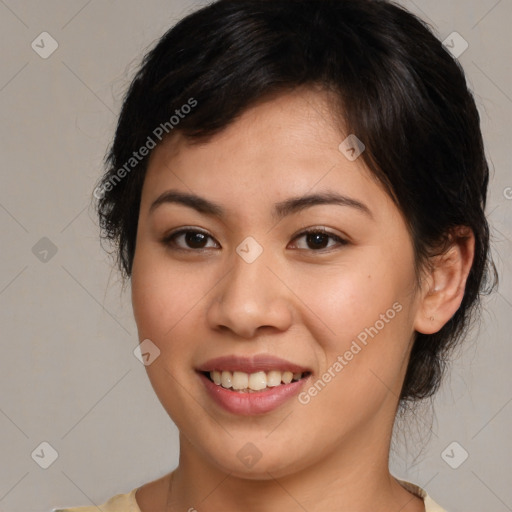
[414, 226, 475, 335]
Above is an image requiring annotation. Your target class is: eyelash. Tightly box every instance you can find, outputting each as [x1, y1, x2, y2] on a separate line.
[161, 227, 348, 253]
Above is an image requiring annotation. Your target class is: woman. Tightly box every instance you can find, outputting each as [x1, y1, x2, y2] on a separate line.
[54, 0, 497, 510]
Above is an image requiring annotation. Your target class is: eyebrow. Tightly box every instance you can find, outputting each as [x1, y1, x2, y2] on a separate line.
[149, 189, 373, 220]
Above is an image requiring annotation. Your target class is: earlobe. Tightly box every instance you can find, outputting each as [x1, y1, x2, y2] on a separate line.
[414, 227, 475, 334]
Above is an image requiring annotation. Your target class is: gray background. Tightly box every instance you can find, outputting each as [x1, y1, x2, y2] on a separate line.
[0, 1, 510, 511]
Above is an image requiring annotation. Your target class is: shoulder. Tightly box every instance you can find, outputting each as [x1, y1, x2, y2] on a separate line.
[397, 478, 449, 512]
[52, 472, 172, 512]
[54, 476, 448, 512]
[51, 487, 141, 512]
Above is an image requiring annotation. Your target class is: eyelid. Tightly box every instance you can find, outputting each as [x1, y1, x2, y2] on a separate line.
[161, 225, 349, 252]
[161, 227, 220, 250]
[289, 226, 349, 250]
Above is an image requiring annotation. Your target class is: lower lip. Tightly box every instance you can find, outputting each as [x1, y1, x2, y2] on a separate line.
[198, 372, 308, 415]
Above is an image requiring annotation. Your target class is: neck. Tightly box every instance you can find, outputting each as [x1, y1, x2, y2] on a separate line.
[168, 414, 424, 512]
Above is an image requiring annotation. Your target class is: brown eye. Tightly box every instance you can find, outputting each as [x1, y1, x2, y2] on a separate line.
[305, 232, 330, 249]
[291, 228, 348, 251]
[162, 229, 219, 250]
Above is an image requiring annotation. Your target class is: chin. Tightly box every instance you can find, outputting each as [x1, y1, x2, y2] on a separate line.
[196, 436, 317, 481]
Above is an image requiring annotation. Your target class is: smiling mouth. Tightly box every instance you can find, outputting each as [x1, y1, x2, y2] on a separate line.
[201, 370, 311, 393]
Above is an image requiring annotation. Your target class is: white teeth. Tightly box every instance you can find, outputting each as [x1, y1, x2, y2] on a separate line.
[232, 371, 249, 390]
[208, 370, 304, 391]
[266, 370, 282, 387]
[221, 371, 232, 388]
[248, 371, 267, 391]
[281, 371, 293, 384]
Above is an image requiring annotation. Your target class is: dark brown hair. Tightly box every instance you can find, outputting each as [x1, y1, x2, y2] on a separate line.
[96, 0, 497, 405]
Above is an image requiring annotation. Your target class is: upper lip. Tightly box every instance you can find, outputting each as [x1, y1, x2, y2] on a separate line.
[196, 355, 311, 374]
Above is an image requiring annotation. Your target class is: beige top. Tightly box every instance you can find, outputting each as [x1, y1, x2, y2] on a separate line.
[52, 478, 447, 512]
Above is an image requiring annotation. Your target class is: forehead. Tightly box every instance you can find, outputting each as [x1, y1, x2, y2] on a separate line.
[141, 88, 393, 222]
[149, 88, 341, 166]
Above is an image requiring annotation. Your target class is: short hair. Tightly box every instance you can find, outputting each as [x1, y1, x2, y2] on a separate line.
[96, 0, 498, 405]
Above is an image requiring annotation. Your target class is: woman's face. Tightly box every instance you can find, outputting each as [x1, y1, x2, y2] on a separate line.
[131, 88, 424, 479]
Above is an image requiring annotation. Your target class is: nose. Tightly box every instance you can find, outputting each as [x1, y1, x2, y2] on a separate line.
[206, 250, 293, 339]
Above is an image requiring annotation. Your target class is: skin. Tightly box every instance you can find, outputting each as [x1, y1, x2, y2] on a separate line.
[131, 87, 475, 512]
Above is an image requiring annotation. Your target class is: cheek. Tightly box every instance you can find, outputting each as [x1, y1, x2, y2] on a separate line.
[130, 251, 207, 418]
[302, 254, 410, 343]
[299, 248, 417, 400]
[131, 249, 205, 341]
